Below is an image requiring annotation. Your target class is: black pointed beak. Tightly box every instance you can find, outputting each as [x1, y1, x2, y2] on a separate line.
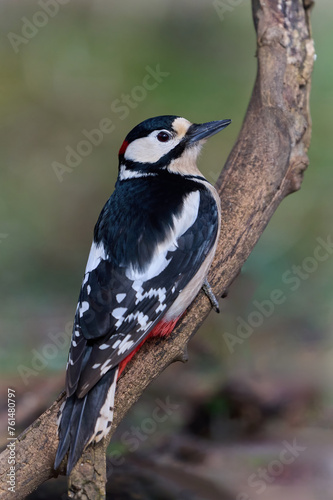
[187, 119, 231, 143]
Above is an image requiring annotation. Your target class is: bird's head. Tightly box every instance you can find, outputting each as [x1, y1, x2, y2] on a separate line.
[118, 115, 231, 179]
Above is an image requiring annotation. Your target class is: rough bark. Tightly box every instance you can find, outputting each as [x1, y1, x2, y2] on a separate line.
[0, 1, 314, 498]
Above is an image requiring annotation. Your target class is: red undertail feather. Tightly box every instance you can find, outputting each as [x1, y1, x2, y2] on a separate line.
[148, 316, 180, 337]
[117, 317, 181, 378]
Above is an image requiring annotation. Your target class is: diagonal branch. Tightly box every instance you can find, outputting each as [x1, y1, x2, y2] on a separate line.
[0, 1, 314, 498]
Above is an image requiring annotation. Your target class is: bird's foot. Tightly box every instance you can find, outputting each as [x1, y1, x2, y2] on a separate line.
[202, 278, 220, 313]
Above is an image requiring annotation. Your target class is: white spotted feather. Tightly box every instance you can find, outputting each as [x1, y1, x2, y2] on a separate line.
[87, 367, 119, 445]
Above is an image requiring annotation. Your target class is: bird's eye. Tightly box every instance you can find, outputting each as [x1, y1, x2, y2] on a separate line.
[157, 131, 171, 142]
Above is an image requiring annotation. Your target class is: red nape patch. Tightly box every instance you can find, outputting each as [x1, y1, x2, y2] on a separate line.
[117, 316, 182, 379]
[118, 140, 129, 156]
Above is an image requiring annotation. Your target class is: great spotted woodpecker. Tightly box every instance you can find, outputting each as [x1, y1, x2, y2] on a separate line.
[54, 115, 231, 474]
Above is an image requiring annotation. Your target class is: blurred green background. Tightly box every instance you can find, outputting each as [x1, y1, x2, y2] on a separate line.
[1, 1, 332, 499]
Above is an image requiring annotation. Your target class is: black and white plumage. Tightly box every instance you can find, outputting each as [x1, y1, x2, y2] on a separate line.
[54, 115, 231, 474]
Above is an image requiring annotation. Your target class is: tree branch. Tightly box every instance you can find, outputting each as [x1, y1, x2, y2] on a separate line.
[0, 1, 314, 498]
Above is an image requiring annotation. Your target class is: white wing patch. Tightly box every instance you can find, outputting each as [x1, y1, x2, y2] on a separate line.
[85, 241, 108, 274]
[125, 311, 151, 332]
[111, 307, 128, 329]
[79, 301, 89, 317]
[99, 343, 110, 350]
[125, 254, 171, 283]
[117, 334, 135, 354]
[100, 359, 113, 376]
[170, 189, 200, 241]
[132, 280, 166, 307]
[126, 190, 200, 284]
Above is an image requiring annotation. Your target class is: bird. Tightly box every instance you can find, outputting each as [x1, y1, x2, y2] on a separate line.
[54, 115, 231, 474]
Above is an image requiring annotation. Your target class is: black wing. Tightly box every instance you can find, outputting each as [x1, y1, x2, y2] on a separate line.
[66, 186, 219, 398]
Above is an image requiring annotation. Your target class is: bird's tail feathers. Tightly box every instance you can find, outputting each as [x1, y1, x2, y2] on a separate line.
[54, 366, 118, 475]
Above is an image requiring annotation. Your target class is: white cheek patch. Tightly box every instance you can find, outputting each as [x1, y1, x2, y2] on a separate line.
[124, 133, 180, 164]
